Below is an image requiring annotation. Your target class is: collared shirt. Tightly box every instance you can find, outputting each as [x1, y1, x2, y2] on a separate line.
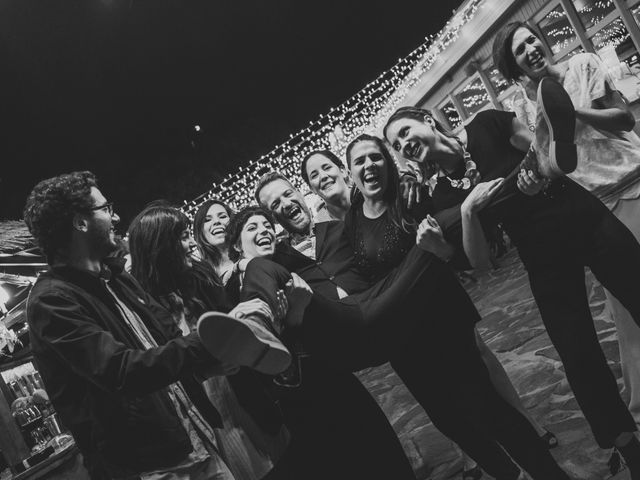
[289, 221, 317, 260]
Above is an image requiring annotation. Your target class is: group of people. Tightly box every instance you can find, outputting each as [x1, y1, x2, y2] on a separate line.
[21, 21, 640, 480]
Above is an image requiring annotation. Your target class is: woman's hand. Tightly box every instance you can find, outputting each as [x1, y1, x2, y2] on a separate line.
[416, 215, 454, 261]
[284, 273, 313, 327]
[461, 178, 504, 215]
[517, 168, 547, 196]
[399, 173, 422, 209]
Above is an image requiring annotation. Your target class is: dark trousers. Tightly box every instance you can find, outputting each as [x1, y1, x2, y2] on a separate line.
[267, 358, 417, 480]
[517, 182, 640, 448]
[242, 251, 569, 480]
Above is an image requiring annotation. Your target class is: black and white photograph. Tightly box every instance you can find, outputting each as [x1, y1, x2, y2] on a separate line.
[1, 0, 640, 479]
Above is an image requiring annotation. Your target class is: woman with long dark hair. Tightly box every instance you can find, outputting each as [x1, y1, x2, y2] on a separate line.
[335, 133, 571, 480]
[384, 102, 640, 477]
[301, 146, 558, 478]
[193, 199, 235, 280]
[128, 205, 290, 480]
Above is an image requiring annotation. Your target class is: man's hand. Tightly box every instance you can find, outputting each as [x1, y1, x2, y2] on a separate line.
[284, 273, 313, 327]
[400, 173, 422, 209]
[274, 289, 288, 322]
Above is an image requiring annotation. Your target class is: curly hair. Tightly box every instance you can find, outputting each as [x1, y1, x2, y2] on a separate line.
[193, 199, 235, 270]
[23, 171, 98, 263]
[225, 206, 276, 261]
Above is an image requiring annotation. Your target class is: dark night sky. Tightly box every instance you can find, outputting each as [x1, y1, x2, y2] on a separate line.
[0, 0, 463, 224]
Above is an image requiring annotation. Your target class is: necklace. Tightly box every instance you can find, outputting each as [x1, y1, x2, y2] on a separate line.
[439, 137, 480, 190]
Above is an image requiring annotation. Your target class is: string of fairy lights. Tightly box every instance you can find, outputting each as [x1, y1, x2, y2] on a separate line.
[179, 0, 484, 217]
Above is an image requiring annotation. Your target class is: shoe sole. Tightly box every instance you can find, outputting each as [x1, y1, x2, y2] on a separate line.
[539, 77, 577, 176]
[197, 311, 292, 375]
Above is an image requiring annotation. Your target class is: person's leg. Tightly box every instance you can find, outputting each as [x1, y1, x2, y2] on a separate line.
[392, 275, 569, 480]
[599, 196, 640, 427]
[391, 352, 521, 480]
[393, 318, 569, 480]
[525, 255, 636, 449]
[475, 330, 549, 439]
[277, 358, 416, 480]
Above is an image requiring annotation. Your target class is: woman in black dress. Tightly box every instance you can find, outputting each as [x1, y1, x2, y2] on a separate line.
[384, 106, 640, 477]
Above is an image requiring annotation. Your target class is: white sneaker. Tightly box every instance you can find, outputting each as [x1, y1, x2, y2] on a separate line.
[197, 311, 292, 375]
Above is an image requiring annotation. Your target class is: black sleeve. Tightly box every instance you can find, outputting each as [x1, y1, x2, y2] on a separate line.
[28, 291, 215, 398]
[408, 187, 433, 222]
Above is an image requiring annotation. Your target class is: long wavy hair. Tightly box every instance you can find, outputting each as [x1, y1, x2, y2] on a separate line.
[345, 134, 415, 232]
[129, 205, 218, 315]
[193, 199, 234, 270]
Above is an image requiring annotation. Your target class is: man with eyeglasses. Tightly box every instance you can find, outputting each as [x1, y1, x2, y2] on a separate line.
[23, 171, 273, 480]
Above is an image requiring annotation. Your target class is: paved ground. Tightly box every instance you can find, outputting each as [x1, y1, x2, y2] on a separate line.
[357, 248, 634, 480]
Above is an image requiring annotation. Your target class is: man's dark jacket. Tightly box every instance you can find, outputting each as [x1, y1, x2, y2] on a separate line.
[26, 258, 221, 479]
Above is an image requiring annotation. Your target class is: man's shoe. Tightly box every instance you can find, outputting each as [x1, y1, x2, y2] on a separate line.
[197, 311, 292, 375]
[535, 76, 577, 179]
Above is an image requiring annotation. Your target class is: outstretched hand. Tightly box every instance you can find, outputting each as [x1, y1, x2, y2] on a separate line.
[461, 178, 505, 214]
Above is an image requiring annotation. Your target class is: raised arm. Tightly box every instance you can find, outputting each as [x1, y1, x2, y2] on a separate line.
[459, 178, 504, 271]
[576, 85, 635, 132]
[28, 291, 215, 397]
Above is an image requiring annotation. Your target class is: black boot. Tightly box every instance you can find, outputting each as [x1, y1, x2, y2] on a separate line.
[618, 435, 640, 480]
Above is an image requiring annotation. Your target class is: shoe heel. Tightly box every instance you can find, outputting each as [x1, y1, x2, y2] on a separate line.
[550, 141, 577, 174]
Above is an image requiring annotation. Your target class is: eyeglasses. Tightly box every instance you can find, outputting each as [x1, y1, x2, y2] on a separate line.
[85, 202, 114, 216]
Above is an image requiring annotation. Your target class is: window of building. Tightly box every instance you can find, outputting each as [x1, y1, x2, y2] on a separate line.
[438, 99, 462, 130]
[484, 66, 511, 97]
[633, 2, 640, 29]
[572, 0, 616, 31]
[590, 16, 638, 64]
[537, 4, 579, 55]
[454, 77, 490, 118]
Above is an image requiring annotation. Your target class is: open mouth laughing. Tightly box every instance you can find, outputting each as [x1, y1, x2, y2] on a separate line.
[527, 49, 545, 70]
[209, 226, 225, 237]
[285, 204, 305, 224]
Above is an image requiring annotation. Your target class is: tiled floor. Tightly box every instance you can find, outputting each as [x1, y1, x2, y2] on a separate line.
[357, 248, 632, 480]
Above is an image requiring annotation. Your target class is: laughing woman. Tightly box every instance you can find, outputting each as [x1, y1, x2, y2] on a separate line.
[493, 22, 640, 436]
[384, 104, 640, 477]
[193, 199, 235, 280]
[340, 134, 570, 480]
[301, 147, 558, 478]
[128, 205, 290, 480]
